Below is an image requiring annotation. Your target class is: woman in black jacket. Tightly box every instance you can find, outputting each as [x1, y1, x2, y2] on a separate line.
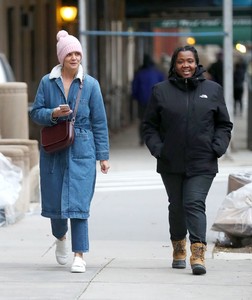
[143, 46, 233, 275]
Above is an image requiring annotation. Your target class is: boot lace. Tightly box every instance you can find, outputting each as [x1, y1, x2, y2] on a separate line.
[193, 245, 205, 261]
[174, 241, 186, 255]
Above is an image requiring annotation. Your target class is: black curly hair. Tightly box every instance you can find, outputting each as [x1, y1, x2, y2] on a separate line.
[168, 46, 200, 77]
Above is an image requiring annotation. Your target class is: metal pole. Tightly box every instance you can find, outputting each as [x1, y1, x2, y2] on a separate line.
[223, 0, 233, 118]
[223, 0, 234, 156]
[78, 0, 88, 72]
[80, 30, 226, 37]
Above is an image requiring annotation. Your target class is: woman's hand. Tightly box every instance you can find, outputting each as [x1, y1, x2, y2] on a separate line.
[100, 160, 110, 174]
[52, 106, 73, 118]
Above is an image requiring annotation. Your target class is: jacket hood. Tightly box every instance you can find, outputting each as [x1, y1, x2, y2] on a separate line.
[169, 65, 206, 91]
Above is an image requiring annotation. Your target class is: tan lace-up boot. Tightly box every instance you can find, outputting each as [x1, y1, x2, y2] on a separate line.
[190, 243, 207, 275]
[172, 239, 187, 269]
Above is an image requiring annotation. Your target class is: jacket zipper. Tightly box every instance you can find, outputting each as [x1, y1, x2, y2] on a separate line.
[185, 78, 189, 173]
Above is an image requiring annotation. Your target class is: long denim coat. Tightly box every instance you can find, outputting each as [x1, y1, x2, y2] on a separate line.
[30, 65, 109, 219]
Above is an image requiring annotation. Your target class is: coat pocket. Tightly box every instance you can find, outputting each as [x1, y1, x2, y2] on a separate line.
[71, 129, 95, 159]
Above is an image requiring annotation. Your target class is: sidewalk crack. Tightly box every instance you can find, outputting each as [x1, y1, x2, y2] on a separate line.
[76, 257, 115, 299]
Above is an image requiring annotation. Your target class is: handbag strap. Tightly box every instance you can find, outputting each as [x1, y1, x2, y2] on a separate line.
[71, 77, 84, 123]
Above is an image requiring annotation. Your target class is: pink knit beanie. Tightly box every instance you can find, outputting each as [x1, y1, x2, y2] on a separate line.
[56, 30, 83, 65]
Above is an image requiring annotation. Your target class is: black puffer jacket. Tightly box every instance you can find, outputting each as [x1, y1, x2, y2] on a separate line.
[143, 66, 233, 176]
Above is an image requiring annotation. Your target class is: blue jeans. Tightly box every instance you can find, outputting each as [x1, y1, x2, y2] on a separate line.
[50, 218, 89, 253]
[161, 173, 215, 244]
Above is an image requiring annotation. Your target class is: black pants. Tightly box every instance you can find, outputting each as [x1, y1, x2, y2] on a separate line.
[161, 173, 215, 244]
[138, 103, 147, 145]
[234, 87, 244, 115]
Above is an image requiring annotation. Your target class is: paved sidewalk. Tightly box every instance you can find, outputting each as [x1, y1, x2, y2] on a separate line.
[1, 207, 252, 300]
[0, 115, 252, 300]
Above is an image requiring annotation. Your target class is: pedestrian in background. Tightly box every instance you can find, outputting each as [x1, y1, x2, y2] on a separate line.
[143, 45, 232, 275]
[207, 51, 223, 86]
[132, 54, 165, 145]
[233, 58, 247, 116]
[30, 30, 110, 273]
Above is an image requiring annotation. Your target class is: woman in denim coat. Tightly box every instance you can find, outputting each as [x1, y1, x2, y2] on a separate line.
[30, 30, 110, 273]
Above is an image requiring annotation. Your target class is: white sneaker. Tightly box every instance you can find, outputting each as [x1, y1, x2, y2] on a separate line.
[55, 239, 68, 265]
[71, 257, 86, 273]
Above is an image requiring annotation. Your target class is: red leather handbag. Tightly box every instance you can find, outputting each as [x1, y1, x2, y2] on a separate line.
[41, 120, 75, 153]
[40, 79, 84, 153]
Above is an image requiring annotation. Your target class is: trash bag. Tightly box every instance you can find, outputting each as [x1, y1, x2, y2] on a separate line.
[0, 209, 5, 227]
[211, 182, 252, 237]
[227, 172, 252, 194]
[0, 153, 23, 226]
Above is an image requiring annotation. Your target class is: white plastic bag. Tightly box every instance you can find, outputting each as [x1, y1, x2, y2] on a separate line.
[212, 182, 252, 237]
[0, 153, 23, 208]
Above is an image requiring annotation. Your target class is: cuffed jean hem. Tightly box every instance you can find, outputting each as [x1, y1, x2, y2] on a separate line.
[51, 218, 89, 253]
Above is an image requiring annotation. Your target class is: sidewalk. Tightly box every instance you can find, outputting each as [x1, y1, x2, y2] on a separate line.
[0, 115, 252, 300]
